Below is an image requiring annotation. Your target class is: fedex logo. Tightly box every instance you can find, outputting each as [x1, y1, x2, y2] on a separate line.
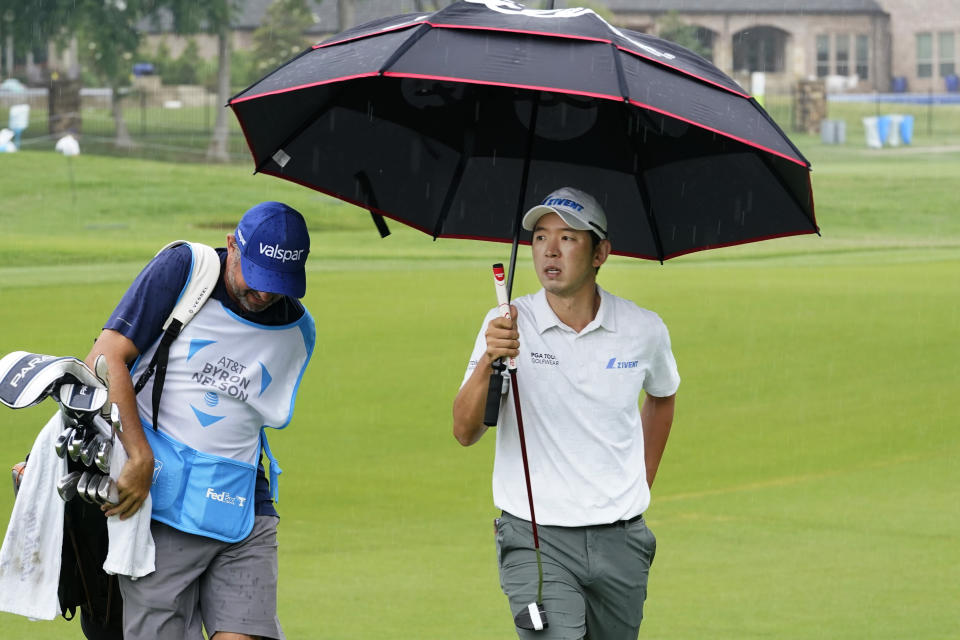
[542, 197, 584, 212]
[206, 487, 247, 508]
[259, 243, 305, 263]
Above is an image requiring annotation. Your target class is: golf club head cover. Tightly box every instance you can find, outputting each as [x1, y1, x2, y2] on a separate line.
[515, 602, 548, 631]
[0, 352, 105, 410]
[58, 382, 109, 417]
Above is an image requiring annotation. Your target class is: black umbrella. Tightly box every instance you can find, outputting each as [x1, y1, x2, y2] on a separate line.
[230, 0, 817, 297]
[229, 0, 818, 630]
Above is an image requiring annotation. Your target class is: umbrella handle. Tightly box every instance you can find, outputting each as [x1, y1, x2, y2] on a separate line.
[492, 263, 517, 371]
[482, 263, 516, 427]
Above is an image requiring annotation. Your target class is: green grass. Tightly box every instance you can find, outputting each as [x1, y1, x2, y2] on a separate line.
[0, 141, 958, 639]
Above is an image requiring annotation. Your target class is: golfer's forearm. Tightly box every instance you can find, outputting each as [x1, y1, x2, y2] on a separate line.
[452, 362, 494, 446]
[641, 394, 675, 488]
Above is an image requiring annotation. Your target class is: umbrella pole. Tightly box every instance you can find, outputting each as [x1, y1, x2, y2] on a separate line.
[506, 91, 541, 300]
[505, 93, 545, 603]
[487, 88, 541, 425]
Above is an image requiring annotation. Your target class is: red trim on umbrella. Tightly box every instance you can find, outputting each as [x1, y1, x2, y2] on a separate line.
[313, 20, 428, 49]
[314, 18, 748, 99]
[229, 103, 260, 164]
[384, 69, 802, 166]
[230, 72, 380, 104]
[439, 233, 519, 245]
[428, 23, 748, 98]
[381, 71, 621, 102]
[613, 45, 751, 99]
[257, 169, 437, 236]
[234, 74, 806, 170]
[246, 167, 817, 261]
[627, 98, 807, 167]
[658, 228, 819, 261]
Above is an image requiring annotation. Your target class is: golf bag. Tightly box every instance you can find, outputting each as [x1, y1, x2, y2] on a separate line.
[1, 241, 219, 637]
[59, 462, 124, 639]
[7, 452, 123, 638]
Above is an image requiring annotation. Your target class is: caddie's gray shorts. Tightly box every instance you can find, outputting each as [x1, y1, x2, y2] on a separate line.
[496, 511, 656, 640]
[118, 515, 284, 640]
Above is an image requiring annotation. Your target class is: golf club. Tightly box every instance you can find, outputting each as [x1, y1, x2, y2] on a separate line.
[96, 476, 119, 505]
[80, 434, 102, 467]
[95, 439, 113, 474]
[85, 473, 104, 504]
[87, 411, 116, 439]
[76, 471, 95, 503]
[60, 412, 79, 429]
[67, 426, 87, 462]
[109, 402, 123, 433]
[54, 425, 76, 458]
[57, 471, 83, 502]
[490, 264, 548, 632]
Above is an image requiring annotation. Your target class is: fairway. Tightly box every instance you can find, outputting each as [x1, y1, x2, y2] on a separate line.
[0, 140, 958, 639]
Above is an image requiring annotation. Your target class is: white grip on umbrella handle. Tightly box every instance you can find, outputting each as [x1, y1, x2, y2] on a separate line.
[492, 264, 517, 371]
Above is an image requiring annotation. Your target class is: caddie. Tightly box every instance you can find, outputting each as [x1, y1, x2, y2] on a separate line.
[85, 201, 315, 640]
[453, 187, 680, 639]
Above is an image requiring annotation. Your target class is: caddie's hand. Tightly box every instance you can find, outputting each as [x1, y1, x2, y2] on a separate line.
[484, 304, 519, 365]
[102, 452, 154, 520]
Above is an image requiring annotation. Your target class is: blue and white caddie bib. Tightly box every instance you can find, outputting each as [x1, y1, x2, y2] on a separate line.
[132, 265, 314, 542]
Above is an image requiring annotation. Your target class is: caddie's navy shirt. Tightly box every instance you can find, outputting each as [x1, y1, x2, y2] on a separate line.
[104, 244, 307, 518]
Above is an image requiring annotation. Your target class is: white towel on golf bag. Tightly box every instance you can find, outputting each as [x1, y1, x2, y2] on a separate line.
[103, 435, 155, 578]
[0, 412, 68, 619]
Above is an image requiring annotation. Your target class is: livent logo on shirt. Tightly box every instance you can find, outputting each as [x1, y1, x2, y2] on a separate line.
[606, 357, 639, 369]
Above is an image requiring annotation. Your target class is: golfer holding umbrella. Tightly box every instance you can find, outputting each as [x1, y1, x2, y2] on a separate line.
[453, 187, 680, 639]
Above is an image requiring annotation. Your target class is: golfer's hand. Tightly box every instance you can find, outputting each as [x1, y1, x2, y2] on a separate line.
[103, 452, 154, 520]
[484, 305, 519, 365]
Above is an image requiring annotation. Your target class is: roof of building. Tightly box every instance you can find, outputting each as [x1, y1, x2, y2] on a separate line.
[589, 0, 886, 14]
[238, 0, 435, 35]
[141, 0, 887, 37]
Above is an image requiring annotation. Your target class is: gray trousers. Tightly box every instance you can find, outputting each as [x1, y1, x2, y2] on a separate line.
[496, 511, 657, 640]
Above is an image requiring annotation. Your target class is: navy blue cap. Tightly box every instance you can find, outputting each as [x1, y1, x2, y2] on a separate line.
[234, 202, 310, 298]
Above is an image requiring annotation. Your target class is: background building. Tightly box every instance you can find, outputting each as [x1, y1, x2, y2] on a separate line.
[597, 0, 960, 94]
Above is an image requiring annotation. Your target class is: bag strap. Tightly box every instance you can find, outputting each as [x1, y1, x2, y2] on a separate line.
[133, 241, 220, 429]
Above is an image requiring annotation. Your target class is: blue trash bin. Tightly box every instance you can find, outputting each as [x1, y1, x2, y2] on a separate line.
[899, 114, 914, 145]
[946, 74, 959, 92]
[891, 76, 908, 93]
[876, 115, 891, 145]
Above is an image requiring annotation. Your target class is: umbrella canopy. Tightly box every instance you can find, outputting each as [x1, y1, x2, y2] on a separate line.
[230, 0, 817, 262]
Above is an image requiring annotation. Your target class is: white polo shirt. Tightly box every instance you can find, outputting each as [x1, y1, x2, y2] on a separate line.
[461, 286, 680, 526]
